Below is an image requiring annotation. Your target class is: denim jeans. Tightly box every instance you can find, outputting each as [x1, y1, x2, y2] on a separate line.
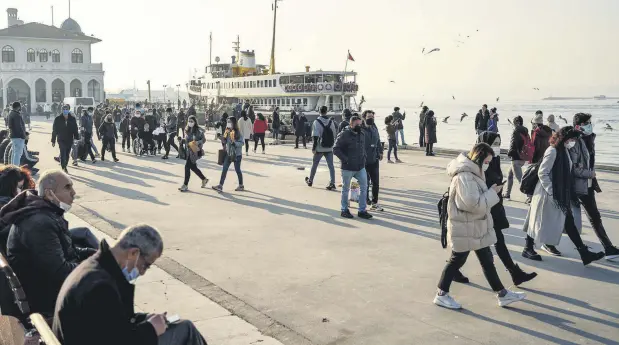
[505, 160, 525, 196]
[341, 168, 368, 212]
[10, 138, 25, 166]
[396, 128, 406, 145]
[272, 128, 280, 140]
[308, 152, 335, 185]
[90, 137, 99, 155]
[220, 155, 243, 186]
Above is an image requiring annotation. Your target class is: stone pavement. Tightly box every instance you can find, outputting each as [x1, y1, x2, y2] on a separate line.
[25, 119, 619, 344]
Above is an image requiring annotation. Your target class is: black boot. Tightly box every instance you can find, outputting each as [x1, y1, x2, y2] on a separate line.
[509, 264, 537, 286]
[577, 246, 605, 266]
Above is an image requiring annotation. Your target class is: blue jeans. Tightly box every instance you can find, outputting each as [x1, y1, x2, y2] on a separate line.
[396, 128, 406, 145]
[220, 155, 243, 186]
[10, 138, 25, 166]
[341, 168, 368, 212]
[309, 152, 335, 185]
[272, 127, 280, 140]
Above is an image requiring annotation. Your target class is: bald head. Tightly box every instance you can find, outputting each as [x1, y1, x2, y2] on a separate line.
[38, 169, 76, 206]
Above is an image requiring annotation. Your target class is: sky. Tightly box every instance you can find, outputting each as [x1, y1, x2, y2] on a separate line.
[4, 0, 619, 102]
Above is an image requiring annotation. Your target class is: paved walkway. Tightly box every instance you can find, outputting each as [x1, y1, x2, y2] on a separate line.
[25, 119, 619, 344]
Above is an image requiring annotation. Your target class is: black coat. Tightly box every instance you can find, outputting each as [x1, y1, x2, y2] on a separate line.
[486, 157, 509, 230]
[362, 123, 383, 165]
[52, 115, 80, 145]
[532, 125, 552, 164]
[1, 192, 94, 314]
[338, 119, 350, 133]
[424, 114, 437, 144]
[507, 125, 529, 161]
[8, 109, 26, 139]
[130, 116, 146, 133]
[99, 121, 118, 141]
[119, 117, 131, 134]
[293, 115, 308, 136]
[272, 112, 281, 129]
[53, 240, 158, 345]
[475, 109, 490, 131]
[144, 114, 157, 132]
[333, 127, 366, 171]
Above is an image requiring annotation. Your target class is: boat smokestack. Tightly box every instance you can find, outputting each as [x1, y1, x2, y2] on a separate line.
[305, 66, 310, 72]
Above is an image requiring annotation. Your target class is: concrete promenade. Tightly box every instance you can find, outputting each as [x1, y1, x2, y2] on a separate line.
[25, 119, 619, 345]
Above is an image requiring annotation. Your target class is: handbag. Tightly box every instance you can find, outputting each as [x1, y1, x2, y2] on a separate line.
[520, 163, 540, 195]
[217, 149, 226, 166]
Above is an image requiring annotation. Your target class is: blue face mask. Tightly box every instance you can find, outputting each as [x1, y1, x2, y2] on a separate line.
[121, 253, 140, 284]
[581, 123, 593, 136]
[63, 110, 69, 115]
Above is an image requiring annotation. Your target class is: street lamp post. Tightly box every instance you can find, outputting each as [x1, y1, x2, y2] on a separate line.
[176, 84, 181, 109]
[163, 85, 167, 104]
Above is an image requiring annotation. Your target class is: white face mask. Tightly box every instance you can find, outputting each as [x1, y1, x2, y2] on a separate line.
[188, 122, 195, 127]
[227, 123, 233, 129]
[482, 163, 490, 172]
[492, 147, 501, 157]
[49, 190, 72, 212]
[566, 141, 576, 149]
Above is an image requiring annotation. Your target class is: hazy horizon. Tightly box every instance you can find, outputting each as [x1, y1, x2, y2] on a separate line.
[4, 0, 618, 103]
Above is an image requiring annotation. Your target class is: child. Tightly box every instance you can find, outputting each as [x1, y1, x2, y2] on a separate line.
[385, 115, 401, 163]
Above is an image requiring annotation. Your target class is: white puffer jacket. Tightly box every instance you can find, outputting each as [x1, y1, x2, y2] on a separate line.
[238, 117, 253, 141]
[446, 153, 500, 252]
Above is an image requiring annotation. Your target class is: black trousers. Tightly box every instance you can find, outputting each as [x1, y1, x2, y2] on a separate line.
[525, 211, 585, 249]
[438, 247, 505, 293]
[419, 125, 426, 147]
[101, 138, 117, 160]
[387, 139, 398, 160]
[82, 132, 95, 160]
[157, 136, 164, 150]
[579, 187, 614, 249]
[245, 139, 250, 153]
[426, 143, 434, 154]
[365, 161, 380, 204]
[122, 133, 131, 149]
[184, 157, 206, 185]
[59, 142, 72, 169]
[295, 135, 306, 148]
[254, 133, 265, 151]
[165, 133, 179, 155]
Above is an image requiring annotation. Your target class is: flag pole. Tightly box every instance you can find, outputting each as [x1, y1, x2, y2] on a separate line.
[342, 50, 349, 112]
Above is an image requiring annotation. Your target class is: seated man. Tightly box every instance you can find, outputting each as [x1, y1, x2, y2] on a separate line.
[140, 123, 155, 155]
[1, 170, 96, 315]
[53, 224, 208, 345]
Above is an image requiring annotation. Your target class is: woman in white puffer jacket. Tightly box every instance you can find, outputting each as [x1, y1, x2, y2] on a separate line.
[238, 110, 254, 155]
[433, 143, 526, 310]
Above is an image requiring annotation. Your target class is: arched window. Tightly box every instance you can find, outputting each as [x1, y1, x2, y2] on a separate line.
[26, 49, 35, 62]
[51, 49, 60, 63]
[39, 49, 48, 62]
[2, 45, 15, 62]
[71, 48, 83, 63]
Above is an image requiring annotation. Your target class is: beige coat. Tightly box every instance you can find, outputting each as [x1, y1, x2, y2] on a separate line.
[446, 154, 500, 252]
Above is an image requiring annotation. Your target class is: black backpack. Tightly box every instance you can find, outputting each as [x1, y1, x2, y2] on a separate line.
[437, 189, 449, 249]
[317, 119, 334, 148]
[520, 163, 540, 195]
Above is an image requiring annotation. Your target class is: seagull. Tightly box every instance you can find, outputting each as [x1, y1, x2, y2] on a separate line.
[460, 113, 468, 122]
[452, 95, 456, 100]
[508, 118, 513, 126]
[419, 101, 424, 108]
[389, 80, 396, 83]
[533, 87, 540, 91]
[604, 123, 613, 131]
[496, 97, 500, 102]
[558, 115, 568, 124]
[422, 48, 425, 54]
[442, 116, 450, 123]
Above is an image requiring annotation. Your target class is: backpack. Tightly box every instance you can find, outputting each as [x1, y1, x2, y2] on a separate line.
[437, 189, 450, 249]
[520, 163, 540, 195]
[519, 133, 534, 163]
[317, 119, 334, 148]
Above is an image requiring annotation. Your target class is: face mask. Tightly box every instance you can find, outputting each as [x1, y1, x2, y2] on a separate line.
[227, 122, 233, 129]
[63, 110, 69, 115]
[122, 252, 140, 284]
[107, 118, 112, 122]
[565, 141, 576, 149]
[48, 190, 72, 212]
[482, 163, 490, 172]
[492, 147, 501, 157]
[188, 122, 195, 127]
[581, 124, 593, 135]
[88, 112, 93, 116]
[366, 119, 375, 126]
[353, 126, 361, 133]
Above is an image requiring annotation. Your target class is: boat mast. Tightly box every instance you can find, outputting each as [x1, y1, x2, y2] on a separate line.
[209, 31, 212, 71]
[270, 0, 282, 75]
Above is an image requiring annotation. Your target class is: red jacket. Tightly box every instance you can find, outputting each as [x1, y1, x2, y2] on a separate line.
[253, 119, 267, 134]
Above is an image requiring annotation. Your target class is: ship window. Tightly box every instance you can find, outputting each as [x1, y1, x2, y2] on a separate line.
[279, 76, 290, 85]
[289, 75, 303, 84]
[303, 98, 308, 105]
[305, 75, 316, 84]
[286, 99, 291, 105]
[316, 74, 324, 83]
[267, 80, 271, 88]
[273, 79, 277, 87]
[277, 99, 280, 105]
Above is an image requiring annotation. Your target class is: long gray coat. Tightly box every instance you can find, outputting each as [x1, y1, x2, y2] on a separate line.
[523, 146, 582, 246]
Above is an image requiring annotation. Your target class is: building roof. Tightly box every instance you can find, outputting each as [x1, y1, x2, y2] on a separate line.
[60, 18, 82, 35]
[0, 22, 101, 43]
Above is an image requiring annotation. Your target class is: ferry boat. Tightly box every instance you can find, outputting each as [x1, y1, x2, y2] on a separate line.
[185, 3, 360, 125]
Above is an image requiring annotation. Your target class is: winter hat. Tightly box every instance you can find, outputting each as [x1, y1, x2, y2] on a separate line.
[532, 113, 544, 125]
[573, 113, 592, 126]
[513, 115, 523, 125]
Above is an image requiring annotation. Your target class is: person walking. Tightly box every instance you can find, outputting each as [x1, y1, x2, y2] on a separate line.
[177, 108, 187, 137]
[424, 110, 437, 156]
[522, 127, 605, 265]
[570, 113, 619, 261]
[52, 109, 80, 173]
[293, 111, 308, 149]
[433, 143, 526, 310]
[385, 115, 401, 163]
[120, 111, 131, 152]
[179, 115, 208, 192]
[212, 117, 244, 192]
[455, 132, 538, 286]
[338, 109, 352, 133]
[487, 108, 499, 133]
[253, 113, 267, 154]
[418, 105, 428, 147]
[79, 108, 97, 164]
[272, 107, 281, 144]
[504, 116, 529, 200]
[362, 111, 384, 211]
[475, 104, 490, 134]
[238, 110, 253, 155]
[7, 102, 27, 166]
[333, 116, 372, 220]
[305, 106, 337, 190]
[98, 114, 119, 162]
[392, 107, 407, 146]
[547, 114, 560, 132]
[162, 108, 179, 159]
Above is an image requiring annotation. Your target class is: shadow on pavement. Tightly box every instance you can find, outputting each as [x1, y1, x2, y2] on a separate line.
[521, 287, 619, 320]
[71, 175, 169, 206]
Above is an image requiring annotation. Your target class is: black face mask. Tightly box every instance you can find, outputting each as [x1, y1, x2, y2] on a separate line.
[353, 126, 361, 133]
[366, 119, 374, 126]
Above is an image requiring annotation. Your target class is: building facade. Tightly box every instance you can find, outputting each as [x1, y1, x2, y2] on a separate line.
[0, 8, 104, 111]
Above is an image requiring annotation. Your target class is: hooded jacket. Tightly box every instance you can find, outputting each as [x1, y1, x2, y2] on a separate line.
[164, 114, 177, 133]
[1, 191, 94, 314]
[424, 111, 437, 144]
[333, 126, 366, 171]
[507, 125, 530, 161]
[99, 121, 118, 141]
[531, 125, 553, 163]
[362, 122, 382, 165]
[446, 154, 499, 252]
[8, 109, 26, 139]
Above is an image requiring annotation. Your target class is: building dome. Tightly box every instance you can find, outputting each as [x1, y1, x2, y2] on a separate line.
[60, 18, 82, 34]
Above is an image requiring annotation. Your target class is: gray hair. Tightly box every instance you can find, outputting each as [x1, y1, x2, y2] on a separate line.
[37, 169, 70, 196]
[117, 224, 164, 257]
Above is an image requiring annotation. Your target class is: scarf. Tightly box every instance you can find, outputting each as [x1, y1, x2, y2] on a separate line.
[550, 145, 578, 215]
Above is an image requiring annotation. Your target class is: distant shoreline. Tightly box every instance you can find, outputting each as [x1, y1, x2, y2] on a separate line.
[543, 96, 619, 100]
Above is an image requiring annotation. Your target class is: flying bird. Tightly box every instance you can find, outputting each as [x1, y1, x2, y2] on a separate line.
[389, 80, 396, 83]
[496, 97, 500, 102]
[508, 118, 513, 126]
[604, 123, 613, 131]
[558, 115, 568, 124]
[442, 116, 450, 123]
[460, 113, 468, 122]
[419, 101, 424, 108]
[533, 87, 540, 91]
[452, 95, 456, 100]
[424, 48, 440, 55]
[421, 48, 425, 54]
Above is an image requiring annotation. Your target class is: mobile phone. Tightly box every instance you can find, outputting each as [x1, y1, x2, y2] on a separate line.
[498, 180, 507, 186]
[166, 314, 180, 324]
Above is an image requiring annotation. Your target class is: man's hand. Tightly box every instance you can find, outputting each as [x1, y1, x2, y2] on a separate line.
[147, 314, 167, 336]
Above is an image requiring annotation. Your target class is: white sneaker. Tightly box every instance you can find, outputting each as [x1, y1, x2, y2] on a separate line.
[433, 293, 462, 309]
[370, 203, 384, 211]
[498, 290, 526, 307]
[178, 185, 188, 192]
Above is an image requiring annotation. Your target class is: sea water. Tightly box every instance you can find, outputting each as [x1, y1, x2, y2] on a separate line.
[367, 100, 619, 165]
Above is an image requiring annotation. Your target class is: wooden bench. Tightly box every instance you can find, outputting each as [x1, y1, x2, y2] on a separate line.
[30, 313, 60, 345]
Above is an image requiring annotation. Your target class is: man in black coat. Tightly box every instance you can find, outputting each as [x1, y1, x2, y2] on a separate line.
[8, 101, 27, 166]
[333, 116, 373, 220]
[2, 170, 96, 315]
[504, 116, 529, 199]
[53, 224, 208, 345]
[293, 111, 308, 149]
[52, 109, 80, 172]
[475, 104, 490, 134]
[362, 110, 383, 211]
[79, 107, 97, 163]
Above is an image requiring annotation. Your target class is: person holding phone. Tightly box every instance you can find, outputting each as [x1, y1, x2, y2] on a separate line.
[453, 132, 538, 287]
